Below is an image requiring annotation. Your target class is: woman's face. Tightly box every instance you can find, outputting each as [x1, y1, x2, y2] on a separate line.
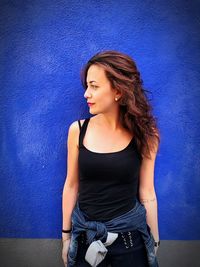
[84, 64, 120, 115]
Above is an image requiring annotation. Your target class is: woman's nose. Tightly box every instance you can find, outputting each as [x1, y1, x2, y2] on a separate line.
[84, 88, 91, 99]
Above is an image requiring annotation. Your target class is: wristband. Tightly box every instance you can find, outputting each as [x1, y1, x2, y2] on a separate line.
[154, 240, 160, 247]
[62, 229, 72, 233]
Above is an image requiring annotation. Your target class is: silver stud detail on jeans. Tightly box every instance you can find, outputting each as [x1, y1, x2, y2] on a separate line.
[128, 232, 134, 247]
[121, 232, 129, 249]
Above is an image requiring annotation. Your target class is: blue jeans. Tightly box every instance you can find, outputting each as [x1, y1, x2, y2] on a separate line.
[67, 198, 159, 267]
[75, 229, 149, 267]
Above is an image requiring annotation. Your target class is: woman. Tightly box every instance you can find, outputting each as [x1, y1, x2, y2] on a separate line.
[62, 50, 161, 267]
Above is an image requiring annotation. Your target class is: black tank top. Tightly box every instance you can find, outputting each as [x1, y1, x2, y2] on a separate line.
[78, 117, 142, 222]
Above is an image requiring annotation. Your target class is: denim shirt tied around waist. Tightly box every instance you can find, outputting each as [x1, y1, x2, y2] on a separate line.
[67, 198, 159, 267]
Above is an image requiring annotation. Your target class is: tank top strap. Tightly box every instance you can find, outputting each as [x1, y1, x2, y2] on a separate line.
[78, 117, 90, 148]
[78, 120, 81, 131]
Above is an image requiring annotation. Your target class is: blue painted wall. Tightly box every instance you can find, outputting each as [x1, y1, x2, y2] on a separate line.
[0, 0, 199, 240]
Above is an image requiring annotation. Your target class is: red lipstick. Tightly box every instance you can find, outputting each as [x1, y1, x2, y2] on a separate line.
[87, 102, 95, 107]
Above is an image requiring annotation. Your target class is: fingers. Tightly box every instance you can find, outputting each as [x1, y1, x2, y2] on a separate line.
[62, 253, 67, 266]
[62, 239, 71, 266]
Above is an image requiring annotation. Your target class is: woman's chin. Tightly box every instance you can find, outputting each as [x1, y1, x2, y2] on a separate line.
[89, 111, 98, 115]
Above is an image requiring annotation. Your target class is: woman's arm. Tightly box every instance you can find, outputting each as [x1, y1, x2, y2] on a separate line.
[62, 121, 80, 241]
[138, 143, 160, 246]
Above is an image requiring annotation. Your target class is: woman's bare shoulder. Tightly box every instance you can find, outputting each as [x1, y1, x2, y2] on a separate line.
[69, 117, 88, 129]
[79, 115, 97, 127]
[68, 118, 87, 148]
[68, 115, 96, 133]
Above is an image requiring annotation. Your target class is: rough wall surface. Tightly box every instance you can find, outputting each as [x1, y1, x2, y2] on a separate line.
[0, 0, 200, 244]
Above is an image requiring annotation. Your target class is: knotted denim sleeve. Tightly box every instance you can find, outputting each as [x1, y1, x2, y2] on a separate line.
[67, 199, 159, 267]
[84, 232, 118, 267]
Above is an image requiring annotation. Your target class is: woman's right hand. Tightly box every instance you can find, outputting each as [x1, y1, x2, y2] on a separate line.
[62, 238, 71, 266]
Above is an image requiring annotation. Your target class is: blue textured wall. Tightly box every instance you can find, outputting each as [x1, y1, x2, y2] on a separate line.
[0, 0, 199, 240]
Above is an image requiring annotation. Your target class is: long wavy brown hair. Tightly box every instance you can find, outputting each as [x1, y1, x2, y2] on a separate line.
[80, 50, 161, 160]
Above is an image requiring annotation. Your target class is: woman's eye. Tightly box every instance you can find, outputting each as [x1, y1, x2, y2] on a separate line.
[85, 84, 98, 90]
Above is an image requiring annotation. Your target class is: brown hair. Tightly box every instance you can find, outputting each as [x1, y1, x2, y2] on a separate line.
[80, 50, 161, 159]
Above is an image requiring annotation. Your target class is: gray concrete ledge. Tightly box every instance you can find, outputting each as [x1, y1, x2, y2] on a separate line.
[0, 239, 199, 267]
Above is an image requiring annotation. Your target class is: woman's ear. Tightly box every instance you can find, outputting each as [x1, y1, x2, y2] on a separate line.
[115, 90, 122, 100]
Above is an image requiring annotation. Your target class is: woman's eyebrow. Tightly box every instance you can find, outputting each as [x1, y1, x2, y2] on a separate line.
[86, 80, 97, 84]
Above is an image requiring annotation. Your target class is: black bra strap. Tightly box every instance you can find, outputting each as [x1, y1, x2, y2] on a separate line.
[79, 118, 90, 148]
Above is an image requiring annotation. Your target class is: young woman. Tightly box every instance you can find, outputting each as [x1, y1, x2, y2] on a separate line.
[62, 50, 161, 267]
